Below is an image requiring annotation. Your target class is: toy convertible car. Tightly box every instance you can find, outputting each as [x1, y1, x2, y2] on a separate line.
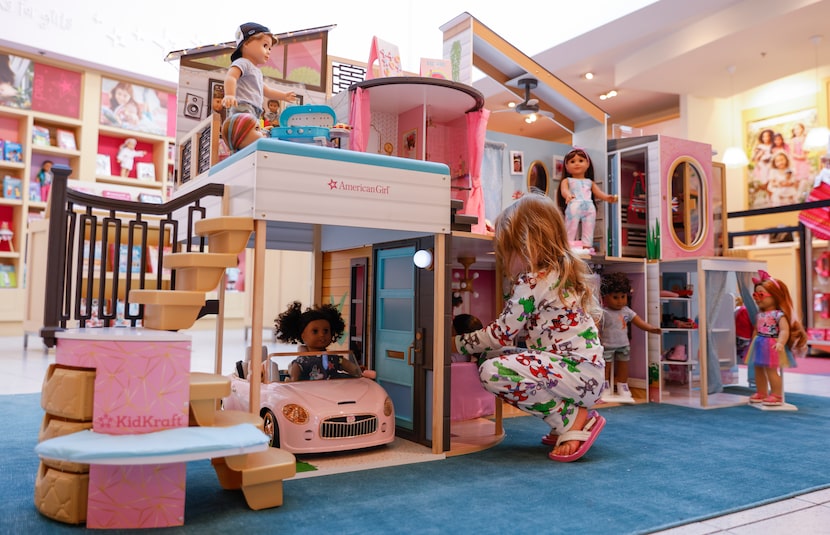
[223, 350, 395, 454]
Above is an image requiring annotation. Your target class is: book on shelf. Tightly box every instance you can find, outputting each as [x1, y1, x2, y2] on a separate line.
[95, 154, 112, 176]
[3, 176, 22, 199]
[32, 126, 51, 147]
[107, 243, 144, 274]
[82, 240, 103, 273]
[28, 182, 41, 202]
[136, 162, 156, 181]
[0, 264, 17, 288]
[56, 129, 77, 150]
[3, 142, 22, 162]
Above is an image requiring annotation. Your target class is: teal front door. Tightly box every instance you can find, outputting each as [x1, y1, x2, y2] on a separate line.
[374, 245, 417, 432]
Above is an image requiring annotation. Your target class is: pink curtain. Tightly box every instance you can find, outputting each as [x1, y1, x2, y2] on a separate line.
[466, 108, 490, 234]
[349, 87, 370, 152]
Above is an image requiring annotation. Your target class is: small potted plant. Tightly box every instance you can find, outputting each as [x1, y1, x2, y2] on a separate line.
[648, 362, 660, 403]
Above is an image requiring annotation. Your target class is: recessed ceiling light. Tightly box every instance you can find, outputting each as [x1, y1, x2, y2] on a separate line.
[584, 72, 594, 80]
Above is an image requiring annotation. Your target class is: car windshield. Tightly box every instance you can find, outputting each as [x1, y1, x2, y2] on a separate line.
[278, 351, 363, 382]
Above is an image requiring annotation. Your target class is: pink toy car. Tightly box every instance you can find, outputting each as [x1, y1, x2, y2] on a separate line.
[223, 351, 395, 454]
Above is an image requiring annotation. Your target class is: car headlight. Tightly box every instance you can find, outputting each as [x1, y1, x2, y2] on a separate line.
[283, 404, 309, 424]
[383, 397, 394, 417]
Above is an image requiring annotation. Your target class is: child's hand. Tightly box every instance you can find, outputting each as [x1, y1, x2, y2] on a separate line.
[774, 341, 785, 353]
[283, 91, 297, 103]
[222, 95, 237, 109]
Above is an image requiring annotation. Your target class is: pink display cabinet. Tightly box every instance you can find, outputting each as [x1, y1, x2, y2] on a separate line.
[607, 135, 719, 260]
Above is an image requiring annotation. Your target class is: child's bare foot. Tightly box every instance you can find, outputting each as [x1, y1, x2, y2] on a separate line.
[551, 407, 588, 457]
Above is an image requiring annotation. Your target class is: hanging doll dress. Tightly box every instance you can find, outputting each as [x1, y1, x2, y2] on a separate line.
[744, 309, 797, 368]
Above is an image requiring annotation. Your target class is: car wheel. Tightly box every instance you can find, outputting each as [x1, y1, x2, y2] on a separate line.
[262, 408, 280, 448]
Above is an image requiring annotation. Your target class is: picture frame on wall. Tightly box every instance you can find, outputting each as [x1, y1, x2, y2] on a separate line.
[744, 106, 819, 210]
[402, 128, 417, 159]
[510, 150, 524, 175]
[208, 79, 225, 121]
[553, 155, 565, 180]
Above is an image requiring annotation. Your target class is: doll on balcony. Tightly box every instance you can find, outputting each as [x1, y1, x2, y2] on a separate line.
[559, 148, 618, 254]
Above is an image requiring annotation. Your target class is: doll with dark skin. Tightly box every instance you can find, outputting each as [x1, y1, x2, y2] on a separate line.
[275, 301, 360, 382]
[599, 272, 661, 399]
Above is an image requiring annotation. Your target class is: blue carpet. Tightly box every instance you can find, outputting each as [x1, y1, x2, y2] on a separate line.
[3, 391, 830, 534]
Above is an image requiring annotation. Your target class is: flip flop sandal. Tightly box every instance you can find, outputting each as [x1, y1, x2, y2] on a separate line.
[748, 393, 766, 403]
[548, 412, 606, 462]
[541, 409, 599, 445]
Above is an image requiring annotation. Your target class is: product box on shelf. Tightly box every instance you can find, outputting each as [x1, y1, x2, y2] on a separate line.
[32, 126, 51, 147]
[3, 142, 22, 162]
[807, 328, 827, 341]
[0, 264, 17, 288]
[3, 176, 22, 199]
[28, 182, 41, 202]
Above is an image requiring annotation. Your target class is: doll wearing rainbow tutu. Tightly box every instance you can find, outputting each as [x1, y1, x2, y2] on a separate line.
[744, 270, 807, 406]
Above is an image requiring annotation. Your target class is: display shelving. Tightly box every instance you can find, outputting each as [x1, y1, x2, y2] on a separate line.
[0, 44, 175, 325]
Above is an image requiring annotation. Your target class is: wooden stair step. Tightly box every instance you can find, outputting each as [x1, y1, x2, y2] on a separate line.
[129, 290, 206, 331]
[194, 217, 254, 254]
[164, 252, 238, 292]
[189, 372, 232, 427]
[212, 409, 263, 428]
[212, 449, 296, 510]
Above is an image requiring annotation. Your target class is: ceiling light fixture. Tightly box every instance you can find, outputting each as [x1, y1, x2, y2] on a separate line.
[524, 113, 537, 124]
[805, 35, 830, 150]
[722, 65, 749, 168]
[599, 89, 617, 100]
[583, 72, 594, 80]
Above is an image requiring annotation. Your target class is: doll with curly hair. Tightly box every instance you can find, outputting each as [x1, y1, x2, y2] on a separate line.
[274, 301, 359, 381]
[599, 271, 660, 400]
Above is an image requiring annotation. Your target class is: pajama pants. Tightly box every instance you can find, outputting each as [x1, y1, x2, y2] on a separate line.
[479, 351, 604, 434]
[565, 200, 596, 245]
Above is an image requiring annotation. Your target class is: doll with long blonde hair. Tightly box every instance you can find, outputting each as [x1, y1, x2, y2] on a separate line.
[452, 192, 606, 462]
[745, 270, 807, 405]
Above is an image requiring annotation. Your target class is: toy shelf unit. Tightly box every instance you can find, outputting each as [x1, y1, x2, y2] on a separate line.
[804, 229, 830, 354]
[96, 127, 171, 194]
[655, 257, 765, 409]
[659, 270, 701, 392]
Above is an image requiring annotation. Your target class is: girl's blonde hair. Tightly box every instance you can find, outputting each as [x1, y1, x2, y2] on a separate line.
[494, 192, 598, 318]
[757, 278, 808, 351]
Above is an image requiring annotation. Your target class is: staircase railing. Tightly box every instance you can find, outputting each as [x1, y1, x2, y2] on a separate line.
[40, 165, 226, 347]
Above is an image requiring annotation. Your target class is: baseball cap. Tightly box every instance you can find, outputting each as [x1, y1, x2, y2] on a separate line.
[231, 22, 277, 61]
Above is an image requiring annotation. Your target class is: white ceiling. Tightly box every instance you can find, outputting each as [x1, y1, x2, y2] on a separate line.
[476, 0, 830, 139]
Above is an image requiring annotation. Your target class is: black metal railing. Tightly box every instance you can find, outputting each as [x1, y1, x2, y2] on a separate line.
[40, 165, 226, 347]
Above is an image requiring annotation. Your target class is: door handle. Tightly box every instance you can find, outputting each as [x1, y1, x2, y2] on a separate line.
[407, 329, 424, 366]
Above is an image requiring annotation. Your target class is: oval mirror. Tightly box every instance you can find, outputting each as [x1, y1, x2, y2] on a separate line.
[668, 157, 707, 249]
[527, 160, 549, 194]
